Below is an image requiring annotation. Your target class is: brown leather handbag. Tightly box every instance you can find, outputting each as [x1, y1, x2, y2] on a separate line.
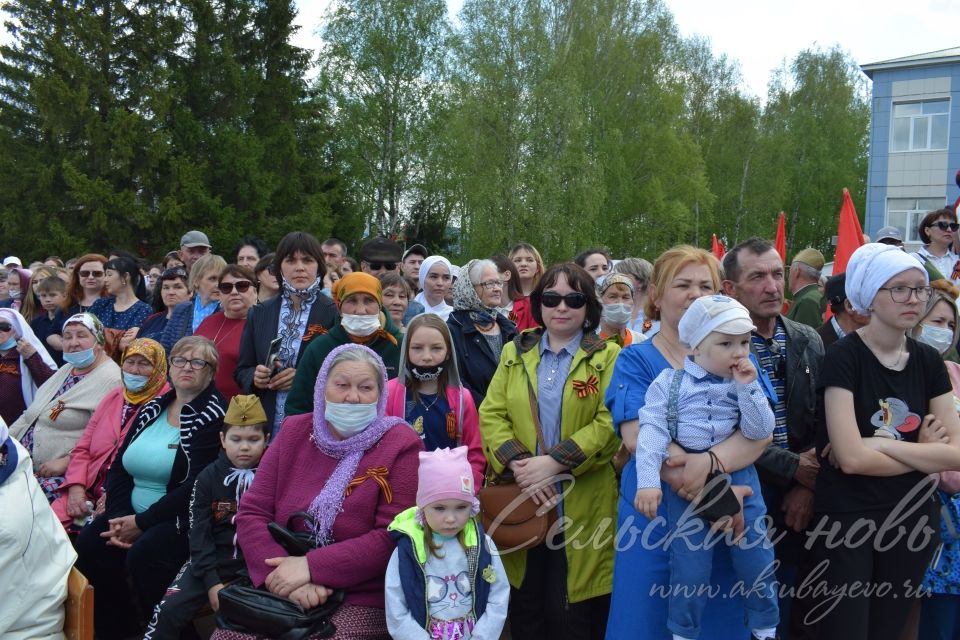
[478, 367, 557, 551]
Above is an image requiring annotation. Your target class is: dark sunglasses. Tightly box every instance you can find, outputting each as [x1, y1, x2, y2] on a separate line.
[931, 221, 960, 232]
[0, 322, 12, 332]
[78, 270, 104, 278]
[540, 291, 588, 309]
[218, 280, 254, 294]
[368, 262, 397, 271]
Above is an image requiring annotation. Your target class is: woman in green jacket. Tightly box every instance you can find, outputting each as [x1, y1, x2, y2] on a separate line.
[479, 262, 621, 640]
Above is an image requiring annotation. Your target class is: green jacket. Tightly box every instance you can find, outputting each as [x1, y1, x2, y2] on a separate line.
[284, 314, 403, 416]
[787, 283, 824, 329]
[478, 329, 620, 602]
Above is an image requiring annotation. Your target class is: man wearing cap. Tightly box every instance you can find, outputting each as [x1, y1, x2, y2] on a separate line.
[358, 237, 404, 278]
[875, 225, 904, 248]
[721, 237, 824, 639]
[321, 238, 347, 269]
[816, 273, 869, 350]
[178, 230, 212, 270]
[786, 248, 825, 329]
[3, 256, 22, 269]
[401, 244, 428, 293]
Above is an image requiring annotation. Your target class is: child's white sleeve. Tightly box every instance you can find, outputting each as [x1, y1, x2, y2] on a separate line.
[735, 379, 776, 440]
[634, 374, 673, 489]
[470, 535, 511, 640]
[384, 548, 431, 640]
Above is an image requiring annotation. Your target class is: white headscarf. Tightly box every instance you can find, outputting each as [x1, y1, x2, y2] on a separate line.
[0, 308, 58, 407]
[845, 243, 929, 315]
[0, 415, 8, 447]
[413, 255, 454, 321]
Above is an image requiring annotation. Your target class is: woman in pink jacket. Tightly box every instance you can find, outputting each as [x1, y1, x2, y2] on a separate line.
[384, 313, 485, 489]
[51, 338, 168, 529]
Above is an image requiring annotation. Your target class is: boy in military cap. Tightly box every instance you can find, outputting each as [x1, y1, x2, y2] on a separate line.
[146, 395, 268, 639]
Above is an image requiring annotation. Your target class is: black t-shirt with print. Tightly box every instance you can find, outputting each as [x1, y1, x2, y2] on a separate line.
[815, 333, 951, 513]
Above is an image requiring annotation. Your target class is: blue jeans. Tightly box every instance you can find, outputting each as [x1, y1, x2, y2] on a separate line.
[663, 465, 779, 639]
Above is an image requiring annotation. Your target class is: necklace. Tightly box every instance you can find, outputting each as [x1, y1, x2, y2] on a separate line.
[656, 333, 686, 367]
[859, 330, 907, 369]
[212, 314, 241, 346]
[418, 393, 440, 412]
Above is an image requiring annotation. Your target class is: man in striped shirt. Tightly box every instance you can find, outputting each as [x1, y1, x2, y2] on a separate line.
[722, 237, 825, 640]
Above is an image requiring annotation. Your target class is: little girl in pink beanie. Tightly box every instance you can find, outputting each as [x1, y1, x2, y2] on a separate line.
[385, 446, 509, 639]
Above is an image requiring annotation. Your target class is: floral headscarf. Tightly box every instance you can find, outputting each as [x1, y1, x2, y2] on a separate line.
[452, 259, 497, 326]
[120, 338, 168, 405]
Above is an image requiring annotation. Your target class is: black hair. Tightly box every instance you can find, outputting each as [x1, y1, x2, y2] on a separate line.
[104, 256, 146, 299]
[233, 237, 271, 262]
[918, 208, 958, 244]
[573, 247, 611, 268]
[530, 263, 602, 332]
[491, 254, 524, 301]
[274, 232, 324, 269]
[254, 253, 276, 278]
[722, 237, 776, 283]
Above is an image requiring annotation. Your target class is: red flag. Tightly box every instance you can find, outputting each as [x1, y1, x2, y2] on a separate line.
[711, 234, 725, 260]
[774, 211, 786, 263]
[833, 188, 864, 277]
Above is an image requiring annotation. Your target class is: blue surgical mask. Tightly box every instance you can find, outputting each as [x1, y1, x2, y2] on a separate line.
[321, 287, 333, 299]
[918, 324, 955, 355]
[63, 347, 96, 369]
[0, 337, 16, 351]
[324, 401, 378, 437]
[122, 371, 150, 392]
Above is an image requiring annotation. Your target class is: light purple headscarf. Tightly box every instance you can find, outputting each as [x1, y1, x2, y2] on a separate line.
[307, 343, 406, 545]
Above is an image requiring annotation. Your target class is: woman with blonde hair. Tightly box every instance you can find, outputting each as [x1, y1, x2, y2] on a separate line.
[604, 245, 771, 639]
[508, 242, 545, 332]
[159, 254, 226, 351]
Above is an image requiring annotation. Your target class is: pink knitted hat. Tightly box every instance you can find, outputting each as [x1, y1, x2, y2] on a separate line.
[416, 446, 476, 508]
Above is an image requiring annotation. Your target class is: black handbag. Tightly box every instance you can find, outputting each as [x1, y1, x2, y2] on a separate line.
[217, 578, 343, 640]
[269, 511, 320, 556]
[216, 514, 344, 639]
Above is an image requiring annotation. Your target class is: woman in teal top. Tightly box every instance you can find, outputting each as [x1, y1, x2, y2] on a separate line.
[75, 336, 225, 639]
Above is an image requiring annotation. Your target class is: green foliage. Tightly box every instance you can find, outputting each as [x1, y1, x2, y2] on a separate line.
[0, 0, 872, 265]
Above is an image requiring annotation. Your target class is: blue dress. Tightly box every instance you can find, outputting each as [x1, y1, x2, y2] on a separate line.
[88, 297, 153, 331]
[604, 340, 749, 639]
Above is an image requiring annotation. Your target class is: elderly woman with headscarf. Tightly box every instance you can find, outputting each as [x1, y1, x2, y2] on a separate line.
[0, 308, 58, 426]
[446, 258, 518, 407]
[812, 243, 960, 640]
[50, 338, 169, 530]
[0, 266, 32, 311]
[9, 313, 121, 500]
[596, 273, 647, 347]
[411, 255, 453, 321]
[76, 335, 225, 639]
[210, 344, 423, 640]
[285, 272, 403, 418]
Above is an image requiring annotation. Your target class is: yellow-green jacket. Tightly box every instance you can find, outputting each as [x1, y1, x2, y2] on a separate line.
[478, 329, 621, 603]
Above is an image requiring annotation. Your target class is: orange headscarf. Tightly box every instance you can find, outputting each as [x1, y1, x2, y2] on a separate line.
[120, 338, 168, 405]
[332, 272, 397, 346]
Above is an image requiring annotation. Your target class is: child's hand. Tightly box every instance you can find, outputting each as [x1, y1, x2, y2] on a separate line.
[634, 488, 662, 519]
[731, 357, 757, 384]
[208, 583, 225, 611]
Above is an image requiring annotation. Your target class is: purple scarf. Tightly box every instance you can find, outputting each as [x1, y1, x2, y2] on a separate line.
[307, 343, 405, 545]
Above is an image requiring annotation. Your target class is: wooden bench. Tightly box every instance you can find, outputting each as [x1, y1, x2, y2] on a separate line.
[64, 566, 93, 640]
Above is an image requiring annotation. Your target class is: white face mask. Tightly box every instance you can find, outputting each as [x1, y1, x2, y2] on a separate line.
[341, 313, 380, 337]
[601, 302, 632, 328]
[917, 323, 955, 355]
[324, 401, 378, 437]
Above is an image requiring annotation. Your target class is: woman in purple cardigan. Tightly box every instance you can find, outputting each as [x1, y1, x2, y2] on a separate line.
[212, 343, 423, 640]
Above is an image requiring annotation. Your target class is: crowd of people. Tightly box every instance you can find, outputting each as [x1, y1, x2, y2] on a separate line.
[3, 210, 960, 640]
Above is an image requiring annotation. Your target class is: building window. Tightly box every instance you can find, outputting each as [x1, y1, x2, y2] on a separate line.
[887, 197, 947, 242]
[891, 99, 949, 152]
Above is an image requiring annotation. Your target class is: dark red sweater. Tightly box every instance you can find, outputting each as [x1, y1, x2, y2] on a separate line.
[0, 350, 57, 426]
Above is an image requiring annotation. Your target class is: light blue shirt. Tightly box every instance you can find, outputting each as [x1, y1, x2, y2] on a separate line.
[192, 296, 220, 333]
[122, 409, 179, 513]
[535, 331, 582, 452]
[634, 357, 774, 490]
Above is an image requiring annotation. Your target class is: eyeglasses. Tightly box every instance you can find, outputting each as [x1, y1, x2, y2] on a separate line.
[540, 291, 588, 309]
[0, 322, 12, 332]
[479, 280, 505, 290]
[218, 280, 254, 294]
[878, 285, 933, 303]
[79, 270, 104, 278]
[170, 356, 211, 370]
[930, 221, 960, 232]
[367, 262, 397, 271]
